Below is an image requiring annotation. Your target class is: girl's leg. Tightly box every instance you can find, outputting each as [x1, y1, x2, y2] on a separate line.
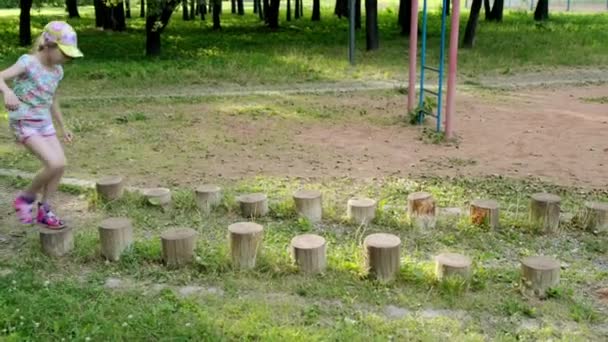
[39, 135, 66, 203]
[22, 135, 66, 196]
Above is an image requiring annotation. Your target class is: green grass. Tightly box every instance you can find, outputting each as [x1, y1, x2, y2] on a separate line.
[0, 5, 606, 96]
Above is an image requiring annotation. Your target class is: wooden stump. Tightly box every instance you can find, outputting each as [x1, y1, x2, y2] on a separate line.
[40, 227, 74, 257]
[237, 193, 268, 218]
[96, 176, 124, 201]
[293, 189, 322, 223]
[195, 185, 222, 213]
[520, 256, 560, 299]
[98, 217, 133, 261]
[407, 192, 436, 229]
[435, 253, 472, 281]
[143, 188, 172, 206]
[347, 197, 377, 225]
[229, 222, 264, 270]
[582, 201, 608, 232]
[529, 193, 561, 233]
[364, 233, 401, 282]
[470, 199, 500, 229]
[291, 234, 326, 274]
[160, 228, 197, 267]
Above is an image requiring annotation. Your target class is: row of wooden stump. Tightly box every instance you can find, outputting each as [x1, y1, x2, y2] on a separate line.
[39, 217, 562, 299]
[95, 176, 608, 232]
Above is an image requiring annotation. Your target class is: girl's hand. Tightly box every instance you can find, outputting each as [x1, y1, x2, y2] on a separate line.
[3, 90, 20, 111]
[63, 131, 74, 143]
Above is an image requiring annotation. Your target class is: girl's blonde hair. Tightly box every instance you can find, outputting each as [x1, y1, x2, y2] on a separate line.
[30, 33, 58, 54]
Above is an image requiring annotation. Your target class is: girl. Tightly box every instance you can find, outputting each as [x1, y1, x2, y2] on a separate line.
[0, 21, 83, 229]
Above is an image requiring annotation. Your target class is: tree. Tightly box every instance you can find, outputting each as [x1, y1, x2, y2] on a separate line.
[140, 0, 145, 17]
[488, 0, 503, 22]
[334, 0, 347, 18]
[483, 0, 490, 20]
[287, 0, 291, 21]
[19, 0, 33, 46]
[365, 0, 378, 50]
[267, 0, 280, 28]
[237, 0, 244, 15]
[146, 0, 181, 56]
[183, 0, 189, 19]
[312, 0, 320, 21]
[126, 0, 131, 18]
[212, 0, 222, 30]
[294, 0, 300, 18]
[231, 0, 236, 14]
[534, 0, 549, 21]
[66, 0, 80, 18]
[398, 0, 412, 35]
[95, 0, 105, 28]
[462, 0, 482, 48]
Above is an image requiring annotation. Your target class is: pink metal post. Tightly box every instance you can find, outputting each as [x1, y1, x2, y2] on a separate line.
[445, 0, 461, 139]
[407, 0, 419, 112]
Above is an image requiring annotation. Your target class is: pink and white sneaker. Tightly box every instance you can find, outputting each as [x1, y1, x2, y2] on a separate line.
[13, 195, 35, 224]
[37, 203, 66, 230]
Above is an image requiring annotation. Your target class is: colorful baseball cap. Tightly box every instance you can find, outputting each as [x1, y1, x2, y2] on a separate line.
[43, 21, 83, 58]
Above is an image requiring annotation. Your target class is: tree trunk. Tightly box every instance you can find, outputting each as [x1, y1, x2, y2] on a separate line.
[287, 0, 291, 21]
[462, 0, 482, 48]
[257, 0, 264, 19]
[103, 3, 113, 30]
[237, 0, 244, 14]
[231, 0, 236, 13]
[254, 0, 259, 13]
[268, 0, 280, 29]
[146, 0, 180, 56]
[300, 0, 303, 16]
[95, 0, 104, 27]
[294, 0, 300, 18]
[489, 0, 503, 21]
[312, 0, 320, 21]
[483, 0, 490, 20]
[365, 0, 379, 51]
[19, 0, 33, 47]
[335, 0, 348, 18]
[213, 0, 222, 30]
[191, 0, 196, 19]
[140, 0, 145, 17]
[126, 0, 131, 18]
[200, 0, 207, 20]
[355, 0, 361, 29]
[534, 0, 549, 21]
[398, 0, 411, 35]
[66, 0, 80, 18]
[114, 2, 127, 31]
[183, 0, 189, 19]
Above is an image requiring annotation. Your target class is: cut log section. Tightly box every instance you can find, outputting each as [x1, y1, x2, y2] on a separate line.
[435, 252, 472, 281]
[347, 197, 377, 225]
[195, 185, 222, 213]
[143, 188, 172, 207]
[582, 201, 608, 232]
[520, 256, 560, 299]
[364, 233, 401, 282]
[293, 189, 322, 223]
[40, 227, 74, 257]
[96, 176, 124, 201]
[291, 234, 326, 274]
[470, 199, 500, 229]
[160, 228, 197, 267]
[529, 193, 561, 233]
[237, 193, 268, 218]
[229, 222, 264, 270]
[99, 217, 134, 261]
[407, 192, 436, 229]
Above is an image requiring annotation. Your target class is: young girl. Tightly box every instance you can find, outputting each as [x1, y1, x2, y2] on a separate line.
[0, 21, 83, 229]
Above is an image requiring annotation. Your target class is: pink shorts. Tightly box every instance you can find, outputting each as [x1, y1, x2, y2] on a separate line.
[9, 119, 56, 143]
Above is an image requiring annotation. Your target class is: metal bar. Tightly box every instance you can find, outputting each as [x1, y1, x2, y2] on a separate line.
[445, 0, 461, 140]
[436, 0, 448, 132]
[418, 0, 429, 123]
[423, 88, 439, 96]
[407, 0, 419, 112]
[566, 0, 570, 11]
[348, 0, 355, 65]
[424, 66, 440, 72]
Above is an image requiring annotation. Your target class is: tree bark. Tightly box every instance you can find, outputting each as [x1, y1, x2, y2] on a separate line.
[114, 2, 127, 31]
[140, 0, 145, 17]
[146, 0, 180, 56]
[19, 0, 33, 46]
[365, 0, 379, 50]
[287, 0, 291, 21]
[126, 0, 131, 18]
[191, 0, 196, 19]
[95, 0, 104, 27]
[489, 0, 503, 21]
[231, 0, 236, 13]
[335, 0, 348, 18]
[183, 0, 190, 19]
[213, 0, 222, 30]
[237, 0, 244, 14]
[534, 0, 549, 21]
[294, 0, 300, 18]
[312, 0, 320, 21]
[66, 0, 80, 18]
[200, 0, 207, 20]
[355, 0, 361, 29]
[263, 0, 270, 23]
[462, 0, 483, 48]
[483, 0, 490, 20]
[398, 0, 412, 35]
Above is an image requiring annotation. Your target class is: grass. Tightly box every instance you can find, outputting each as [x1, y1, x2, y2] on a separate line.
[1, 173, 607, 340]
[0, 5, 606, 96]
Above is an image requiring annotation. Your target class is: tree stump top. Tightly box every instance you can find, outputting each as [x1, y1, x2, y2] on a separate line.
[471, 199, 499, 209]
[435, 253, 471, 268]
[348, 197, 376, 207]
[585, 201, 608, 211]
[99, 217, 131, 230]
[161, 228, 197, 241]
[144, 188, 171, 197]
[237, 193, 267, 203]
[293, 189, 321, 199]
[97, 175, 123, 185]
[407, 192, 432, 201]
[196, 184, 221, 193]
[39, 226, 71, 235]
[229, 222, 263, 235]
[531, 193, 561, 203]
[521, 256, 560, 270]
[291, 234, 325, 249]
[364, 233, 401, 248]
